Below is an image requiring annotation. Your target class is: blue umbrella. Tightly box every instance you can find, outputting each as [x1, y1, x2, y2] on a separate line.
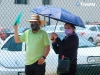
[31, 6, 85, 28]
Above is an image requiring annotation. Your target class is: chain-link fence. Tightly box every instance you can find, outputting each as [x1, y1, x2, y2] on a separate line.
[0, 0, 100, 75]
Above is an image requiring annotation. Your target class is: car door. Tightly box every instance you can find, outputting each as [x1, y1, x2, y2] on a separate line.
[96, 26, 100, 34]
[95, 26, 100, 43]
[0, 36, 25, 68]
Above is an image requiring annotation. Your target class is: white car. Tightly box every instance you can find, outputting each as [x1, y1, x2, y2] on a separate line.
[0, 33, 100, 75]
[0, 38, 3, 47]
[76, 25, 100, 43]
[42, 25, 64, 33]
[43, 25, 100, 43]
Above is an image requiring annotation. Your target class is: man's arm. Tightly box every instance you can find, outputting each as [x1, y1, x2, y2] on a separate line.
[38, 45, 50, 65]
[43, 45, 50, 57]
[43, 32, 50, 57]
[13, 25, 21, 43]
[38, 32, 50, 65]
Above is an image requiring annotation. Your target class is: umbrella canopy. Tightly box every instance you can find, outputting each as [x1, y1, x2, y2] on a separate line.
[31, 6, 85, 28]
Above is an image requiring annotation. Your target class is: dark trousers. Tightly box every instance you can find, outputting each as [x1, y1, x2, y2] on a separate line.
[58, 64, 77, 75]
[25, 61, 45, 75]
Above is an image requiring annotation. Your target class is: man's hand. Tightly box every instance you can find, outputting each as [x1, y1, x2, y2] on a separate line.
[38, 57, 45, 65]
[39, 45, 50, 65]
[13, 25, 18, 31]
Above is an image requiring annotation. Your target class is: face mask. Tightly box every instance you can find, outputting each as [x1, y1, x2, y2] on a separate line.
[31, 23, 39, 31]
[65, 29, 72, 36]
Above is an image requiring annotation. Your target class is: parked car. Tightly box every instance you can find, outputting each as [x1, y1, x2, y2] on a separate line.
[18, 28, 30, 33]
[0, 38, 3, 48]
[6, 28, 30, 38]
[0, 32, 100, 75]
[42, 25, 64, 33]
[76, 25, 100, 44]
[11, 27, 30, 33]
[0, 27, 11, 40]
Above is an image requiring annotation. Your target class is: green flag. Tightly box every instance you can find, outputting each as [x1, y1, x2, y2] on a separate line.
[14, 11, 23, 26]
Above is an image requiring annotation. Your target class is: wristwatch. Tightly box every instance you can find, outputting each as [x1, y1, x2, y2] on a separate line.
[42, 56, 46, 59]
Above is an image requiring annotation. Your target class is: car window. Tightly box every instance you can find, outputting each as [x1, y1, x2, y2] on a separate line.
[18, 28, 25, 33]
[1, 36, 22, 51]
[10, 28, 30, 33]
[97, 26, 100, 31]
[23, 28, 30, 32]
[43, 26, 55, 31]
[60, 27, 64, 31]
[42, 25, 64, 32]
[2, 29, 11, 33]
[89, 26, 97, 31]
[76, 27, 85, 30]
[79, 35, 95, 48]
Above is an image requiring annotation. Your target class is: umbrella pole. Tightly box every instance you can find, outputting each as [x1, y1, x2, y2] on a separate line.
[54, 21, 58, 32]
[48, 17, 50, 25]
[51, 20, 58, 40]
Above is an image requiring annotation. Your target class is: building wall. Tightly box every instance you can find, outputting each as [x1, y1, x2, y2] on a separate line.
[0, 0, 100, 28]
[0, 0, 43, 28]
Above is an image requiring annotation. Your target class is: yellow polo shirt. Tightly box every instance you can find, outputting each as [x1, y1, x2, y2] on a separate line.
[19, 29, 50, 65]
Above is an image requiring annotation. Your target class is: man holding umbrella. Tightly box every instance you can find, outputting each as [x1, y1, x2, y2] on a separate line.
[13, 14, 50, 75]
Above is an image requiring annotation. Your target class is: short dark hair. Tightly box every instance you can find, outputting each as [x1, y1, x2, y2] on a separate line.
[65, 22, 76, 29]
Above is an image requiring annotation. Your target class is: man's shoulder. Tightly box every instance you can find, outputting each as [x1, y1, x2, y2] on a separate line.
[40, 29, 48, 34]
[22, 29, 31, 35]
[25, 29, 31, 33]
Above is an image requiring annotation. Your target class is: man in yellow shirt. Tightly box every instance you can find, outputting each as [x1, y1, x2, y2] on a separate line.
[13, 14, 50, 75]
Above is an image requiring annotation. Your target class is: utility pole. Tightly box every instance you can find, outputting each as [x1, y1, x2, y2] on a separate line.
[43, 0, 50, 26]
